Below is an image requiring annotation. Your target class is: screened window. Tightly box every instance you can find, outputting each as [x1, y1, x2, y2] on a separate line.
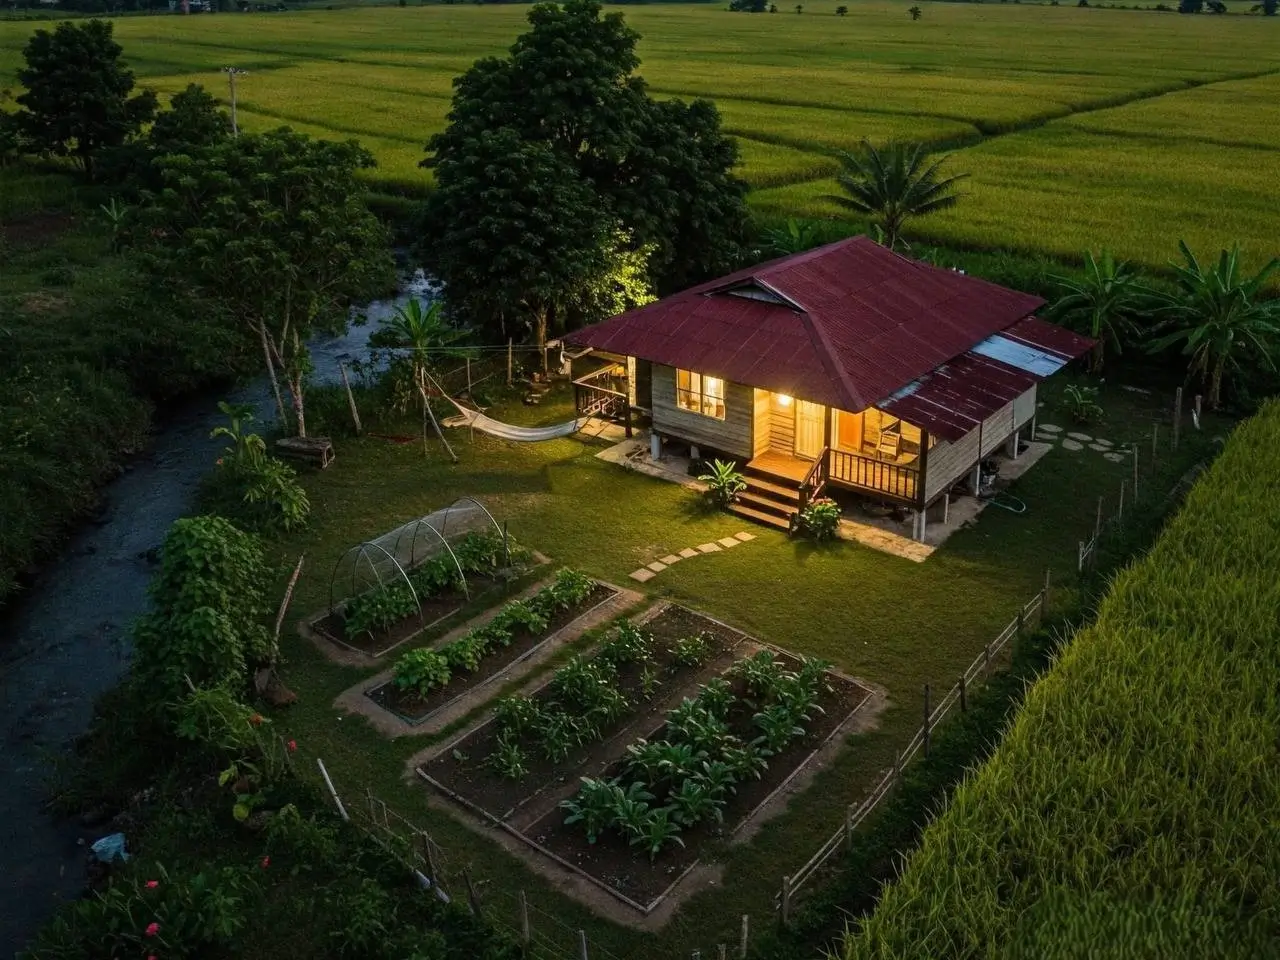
[676, 369, 726, 420]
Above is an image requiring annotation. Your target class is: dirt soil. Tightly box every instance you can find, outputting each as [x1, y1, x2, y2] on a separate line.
[368, 583, 617, 724]
[421, 605, 746, 822]
[1, 212, 75, 249]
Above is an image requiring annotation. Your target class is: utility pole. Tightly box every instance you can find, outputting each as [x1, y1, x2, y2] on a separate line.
[222, 67, 247, 136]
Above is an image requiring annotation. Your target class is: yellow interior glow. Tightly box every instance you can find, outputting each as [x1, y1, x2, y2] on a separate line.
[776, 394, 793, 407]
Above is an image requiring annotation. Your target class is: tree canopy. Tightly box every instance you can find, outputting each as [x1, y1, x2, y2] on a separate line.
[143, 128, 394, 435]
[13, 19, 157, 179]
[420, 0, 747, 346]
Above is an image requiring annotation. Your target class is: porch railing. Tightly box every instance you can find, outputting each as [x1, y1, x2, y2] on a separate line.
[828, 449, 918, 503]
[798, 447, 830, 512]
[572, 368, 632, 437]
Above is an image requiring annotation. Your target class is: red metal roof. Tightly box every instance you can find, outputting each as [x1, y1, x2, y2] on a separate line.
[568, 236, 1048, 411]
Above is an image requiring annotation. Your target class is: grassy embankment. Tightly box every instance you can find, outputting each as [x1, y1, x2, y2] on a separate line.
[4, 2, 1278, 270]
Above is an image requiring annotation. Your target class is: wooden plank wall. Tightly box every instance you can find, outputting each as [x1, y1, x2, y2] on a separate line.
[651, 364, 755, 459]
[752, 389, 772, 457]
[924, 385, 1038, 501]
[769, 397, 795, 453]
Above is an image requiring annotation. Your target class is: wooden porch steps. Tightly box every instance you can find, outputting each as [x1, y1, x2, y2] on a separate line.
[729, 464, 804, 532]
[727, 501, 792, 532]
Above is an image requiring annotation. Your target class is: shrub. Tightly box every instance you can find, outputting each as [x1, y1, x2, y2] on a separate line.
[204, 401, 310, 532]
[131, 516, 271, 704]
[797, 496, 842, 541]
[698, 458, 747, 507]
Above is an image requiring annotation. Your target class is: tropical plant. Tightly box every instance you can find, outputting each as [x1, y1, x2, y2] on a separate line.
[1061, 383, 1104, 425]
[560, 777, 619, 843]
[370, 297, 472, 454]
[1047, 250, 1151, 372]
[797, 496, 842, 541]
[207, 400, 310, 532]
[698, 459, 747, 507]
[909, 4, 923, 17]
[823, 140, 965, 250]
[629, 807, 686, 860]
[393, 648, 451, 697]
[1147, 242, 1280, 408]
[487, 732, 530, 781]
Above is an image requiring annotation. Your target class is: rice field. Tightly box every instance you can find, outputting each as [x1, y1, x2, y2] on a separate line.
[2, 2, 1279, 266]
[838, 402, 1280, 958]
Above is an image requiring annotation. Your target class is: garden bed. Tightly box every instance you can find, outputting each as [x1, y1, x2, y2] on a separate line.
[420, 606, 873, 912]
[368, 581, 618, 725]
[421, 605, 747, 820]
[314, 575, 503, 657]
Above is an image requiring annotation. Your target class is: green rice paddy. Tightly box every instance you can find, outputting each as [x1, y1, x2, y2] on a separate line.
[2, 1, 1278, 267]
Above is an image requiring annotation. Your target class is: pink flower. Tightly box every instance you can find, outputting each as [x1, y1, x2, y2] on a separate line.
[145, 922, 159, 937]
[145, 880, 159, 889]
[260, 856, 270, 869]
[249, 713, 263, 727]
[287, 740, 297, 753]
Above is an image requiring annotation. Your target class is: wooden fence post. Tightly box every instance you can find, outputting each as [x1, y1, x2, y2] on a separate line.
[1193, 394, 1202, 429]
[519, 891, 530, 949]
[1094, 496, 1103, 542]
[465, 358, 473, 396]
[1173, 386, 1183, 450]
[923, 684, 932, 757]
[959, 673, 967, 712]
[1118, 479, 1126, 521]
[844, 804, 854, 852]
[1151, 422, 1159, 463]
[780, 876, 792, 927]
[316, 758, 349, 822]
[739, 915, 750, 959]
[893, 749, 901, 781]
[1132, 445, 1139, 498]
[424, 835, 442, 894]
[463, 868, 482, 917]
[338, 362, 362, 435]
[1043, 567, 1052, 608]
[579, 930, 589, 960]
[507, 339, 514, 386]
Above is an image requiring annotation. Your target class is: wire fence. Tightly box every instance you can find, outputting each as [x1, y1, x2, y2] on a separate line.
[772, 579, 1048, 926]
[314, 757, 627, 960]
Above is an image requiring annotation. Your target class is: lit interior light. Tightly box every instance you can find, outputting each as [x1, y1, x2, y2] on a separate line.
[777, 394, 793, 407]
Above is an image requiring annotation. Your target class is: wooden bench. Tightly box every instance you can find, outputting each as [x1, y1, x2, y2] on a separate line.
[275, 436, 335, 469]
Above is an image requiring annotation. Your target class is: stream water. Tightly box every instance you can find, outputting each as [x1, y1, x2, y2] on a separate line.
[0, 271, 434, 957]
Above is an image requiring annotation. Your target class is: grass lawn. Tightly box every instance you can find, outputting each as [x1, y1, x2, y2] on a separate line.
[257, 374, 1225, 958]
[4, 2, 1279, 270]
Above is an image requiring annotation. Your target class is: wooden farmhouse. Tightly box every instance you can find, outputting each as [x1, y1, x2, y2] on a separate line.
[567, 237, 1092, 540]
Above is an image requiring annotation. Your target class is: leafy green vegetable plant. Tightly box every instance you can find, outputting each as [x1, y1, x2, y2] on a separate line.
[392, 648, 451, 697]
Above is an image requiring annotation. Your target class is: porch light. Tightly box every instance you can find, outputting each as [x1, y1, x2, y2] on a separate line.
[777, 394, 793, 407]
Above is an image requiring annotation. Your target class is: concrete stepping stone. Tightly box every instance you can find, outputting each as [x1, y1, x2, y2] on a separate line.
[1061, 439, 1084, 451]
[734, 531, 755, 542]
[1089, 444, 1110, 452]
[630, 568, 656, 583]
[1037, 423, 1063, 434]
[718, 536, 741, 548]
[1066, 432, 1093, 442]
[1093, 437, 1113, 447]
[660, 554, 681, 565]
[1103, 452, 1125, 462]
[678, 547, 699, 559]
[696, 542, 722, 553]
[647, 561, 668, 573]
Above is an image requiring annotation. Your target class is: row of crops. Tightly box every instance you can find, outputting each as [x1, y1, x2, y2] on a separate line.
[837, 404, 1280, 957]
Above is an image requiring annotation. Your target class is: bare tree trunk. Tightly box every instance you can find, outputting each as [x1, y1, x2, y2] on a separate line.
[259, 322, 287, 426]
[289, 328, 307, 438]
[1210, 358, 1224, 409]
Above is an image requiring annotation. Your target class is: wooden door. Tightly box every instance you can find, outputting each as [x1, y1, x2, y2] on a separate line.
[794, 400, 825, 459]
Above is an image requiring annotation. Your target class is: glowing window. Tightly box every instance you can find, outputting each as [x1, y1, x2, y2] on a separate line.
[676, 369, 727, 420]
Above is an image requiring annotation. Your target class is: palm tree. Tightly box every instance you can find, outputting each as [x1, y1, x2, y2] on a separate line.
[822, 140, 965, 251]
[1046, 250, 1150, 373]
[763, 218, 819, 256]
[909, 5, 923, 18]
[374, 298, 473, 457]
[835, 4, 848, 13]
[1148, 241, 1280, 408]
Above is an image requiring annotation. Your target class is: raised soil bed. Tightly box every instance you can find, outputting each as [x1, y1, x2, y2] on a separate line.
[368, 583, 618, 725]
[314, 575, 504, 657]
[422, 604, 746, 821]
[421, 606, 873, 911]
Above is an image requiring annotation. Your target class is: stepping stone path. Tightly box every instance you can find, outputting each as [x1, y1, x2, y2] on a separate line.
[1089, 443, 1110, 452]
[1037, 424, 1063, 434]
[629, 531, 756, 583]
[1036, 421, 1127, 462]
[1103, 452, 1125, 462]
[1066, 432, 1093, 442]
[1061, 439, 1084, 451]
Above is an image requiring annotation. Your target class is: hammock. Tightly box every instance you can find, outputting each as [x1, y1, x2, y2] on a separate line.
[427, 371, 585, 442]
[441, 404, 585, 442]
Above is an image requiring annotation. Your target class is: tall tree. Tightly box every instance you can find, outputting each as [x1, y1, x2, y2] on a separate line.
[421, 0, 746, 339]
[149, 83, 229, 155]
[14, 19, 156, 180]
[824, 140, 965, 250]
[143, 129, 394, 435]
[1149, 242, 1280, 408]
[1047, 250, 1150, 372]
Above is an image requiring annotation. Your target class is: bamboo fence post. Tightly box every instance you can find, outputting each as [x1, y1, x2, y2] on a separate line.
[844, 804, 854, 852]
[1043, 567, 1052, 609]
[1193, 394, 1202, 429]
[579, 930, 589, 960]
[780, 876, 792, 927]
[463, 868, 482, 917]
[923, 684, 932, 757]
[315, 758, 349, 821]
[270, 553, 304, 664]
[739, 915, 750, 959]
[959, 673, 967, 712]
[519, 891, 530, 948]
[466, 358, 472, 396]
[1132, 445, 1139, 498]
[338, 361, 362, 434]
[1094, 496, 1103, 542]
[1151, 422, 1159, 463]
[507, 339, 514, 386]
[1173, 387, 1183, 449]
[1118, 479, 1126, 521]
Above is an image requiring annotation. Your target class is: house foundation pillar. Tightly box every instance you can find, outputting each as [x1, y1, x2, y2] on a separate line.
[1006, 429, 1021, 459]
[970, 463, 982, 496]
[650, 432, 662, 462]
[690, 444, 701, 461]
